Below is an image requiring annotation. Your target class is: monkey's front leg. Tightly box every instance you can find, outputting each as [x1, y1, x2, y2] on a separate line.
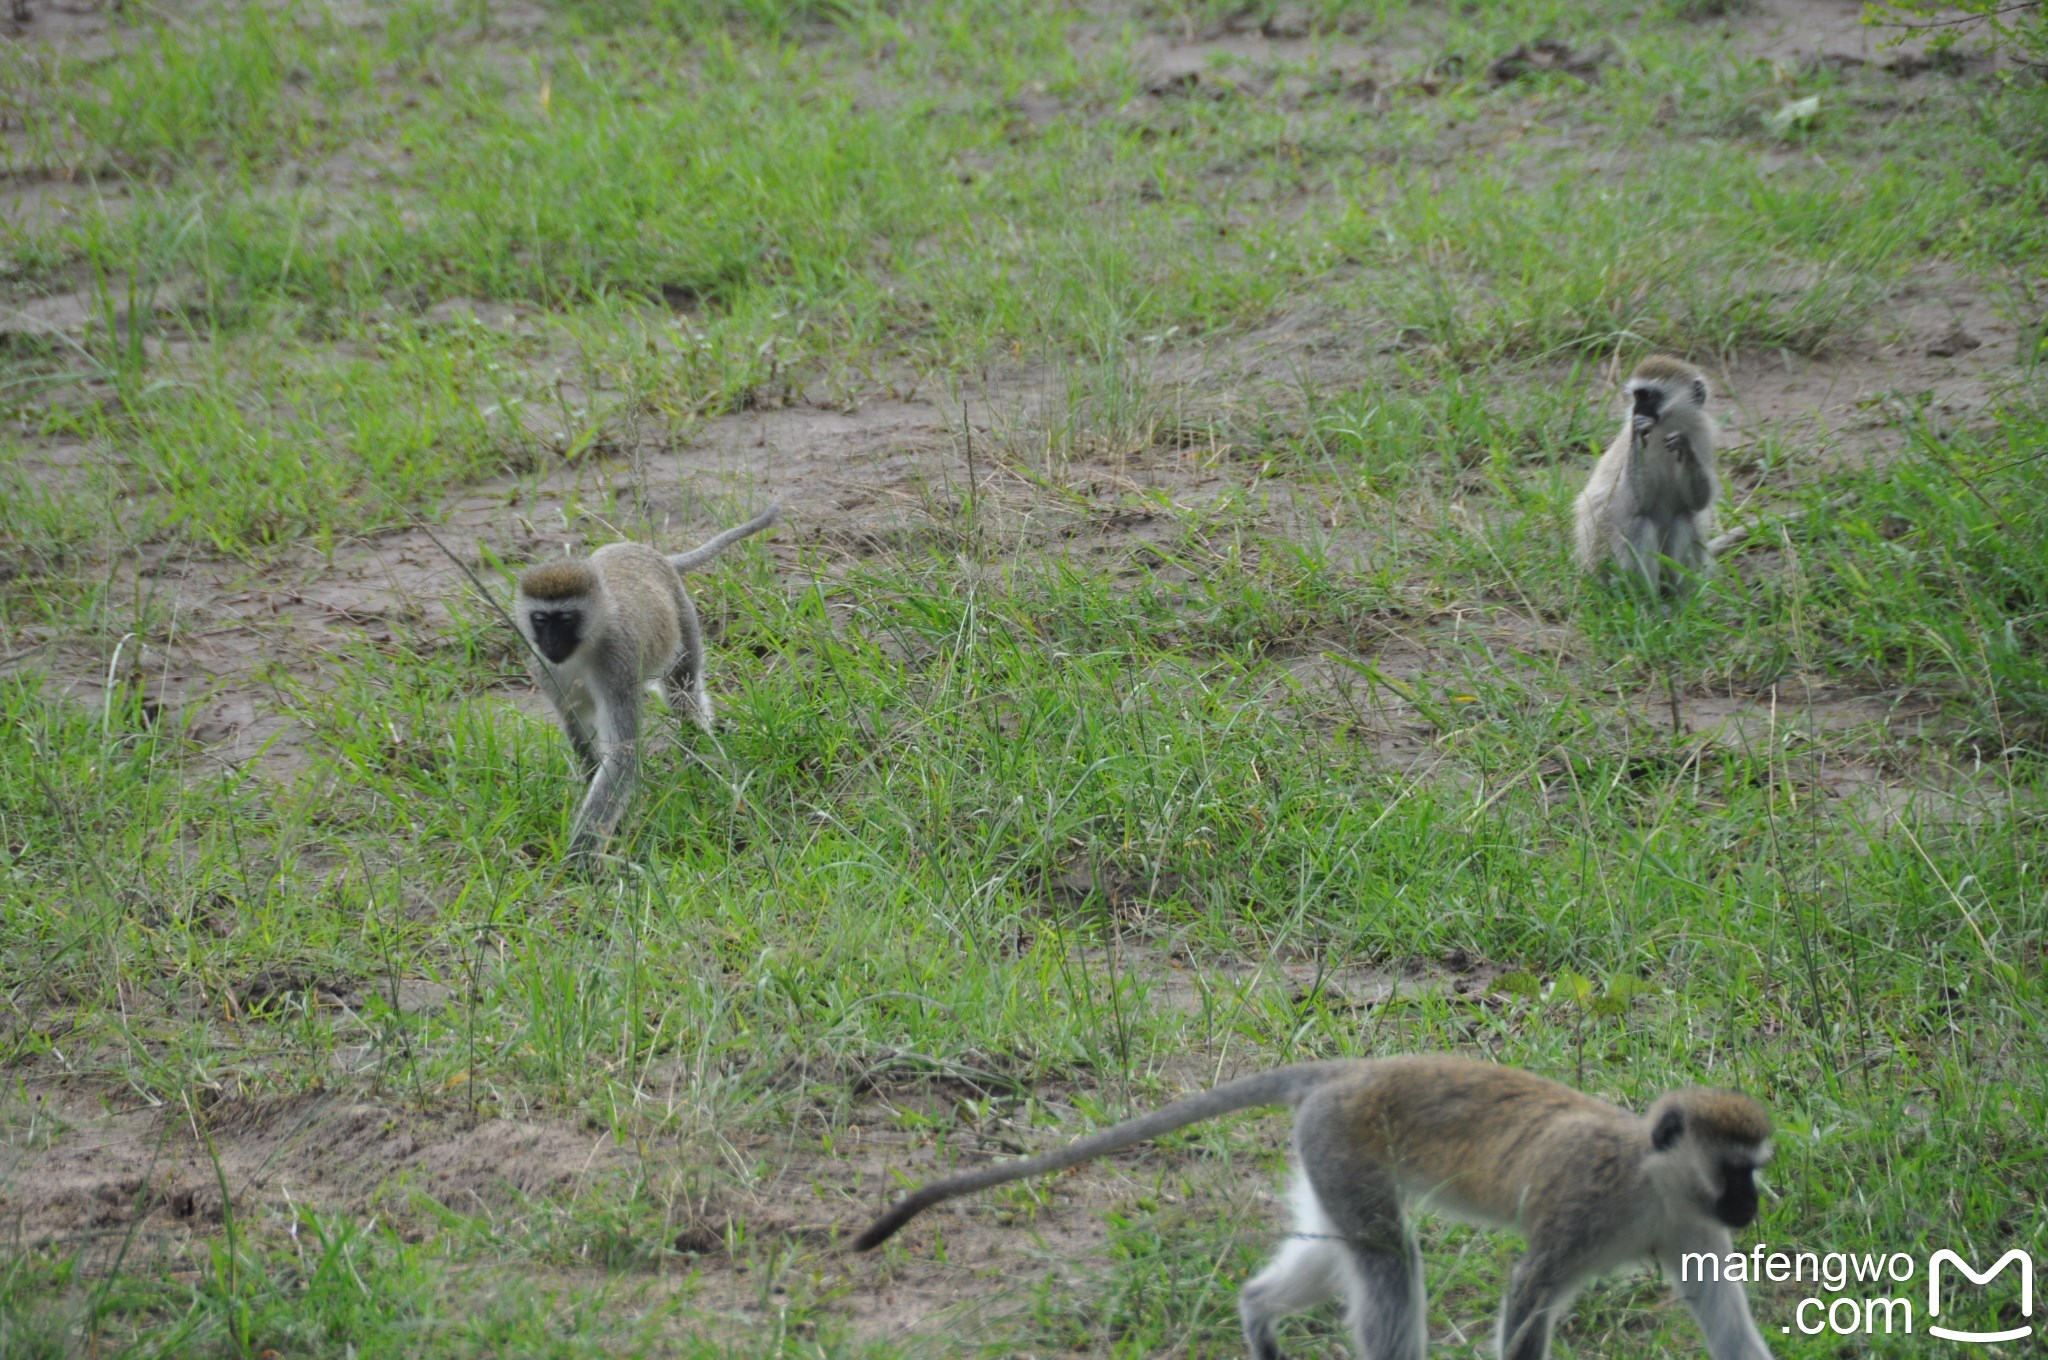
[567, 690, 641, 863]
[547, 684, 601, 781]
[1496, 1257, 1570, 1360]
[1661, 1230, 1775, 1360]
[667, 591, 715, 732]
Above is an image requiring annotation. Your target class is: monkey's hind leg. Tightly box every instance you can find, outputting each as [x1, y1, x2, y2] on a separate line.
[667, 586, 715, 732]
[1340, 1229, 1425, 1360]
[1621, 515, 1666, 600]
[664, 654, 713, 733]
[1661, 512, 1710, 603]
[1296, 1133, 1426, 1360]
[1238, 1182, 1344, 1360]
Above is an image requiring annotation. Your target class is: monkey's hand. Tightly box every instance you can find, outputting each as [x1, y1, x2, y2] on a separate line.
[1664, 430, 1695, 464]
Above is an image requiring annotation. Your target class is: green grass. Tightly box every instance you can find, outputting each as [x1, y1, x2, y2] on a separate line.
[1, 0, 2045, 1355]
[7, 0, 2037, 557]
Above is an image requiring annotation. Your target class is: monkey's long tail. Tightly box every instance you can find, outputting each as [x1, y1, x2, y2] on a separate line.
[667, 505, 783, 573]
[1707, 491, 1860, 558]
[851, 1061, 1353, 1252]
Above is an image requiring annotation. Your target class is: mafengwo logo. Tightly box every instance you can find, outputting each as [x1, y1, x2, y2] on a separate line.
[1928, 1249, 2034, 1345]
[1685, 1244, 2035, 1342]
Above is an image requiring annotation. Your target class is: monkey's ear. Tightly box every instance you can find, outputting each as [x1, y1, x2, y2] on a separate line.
[1691, 378, 1708, 407]
[1652, 1108, 1685, 1152]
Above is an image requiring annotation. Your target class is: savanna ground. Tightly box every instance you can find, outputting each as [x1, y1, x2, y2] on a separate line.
[1, 0, 2044, 1354]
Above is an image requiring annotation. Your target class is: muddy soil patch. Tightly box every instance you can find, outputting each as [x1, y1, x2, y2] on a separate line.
[1107, 949, 1515, 1020]
[1712, 264, 2024, 497]
[1521, 274, 2021, 509]
[3, 1062, 1283, 1347]
[0, 368, 1274, 773]
[1716, 0, 2014, 74]
[649, 1078, 1267, 1346]
[0, 1082, 628, 1257]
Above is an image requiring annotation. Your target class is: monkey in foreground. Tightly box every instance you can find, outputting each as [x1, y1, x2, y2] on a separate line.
[514, 506, 780, 861]
[854, 1055, 1775, 1360]
[1574, 355, 1721, 600]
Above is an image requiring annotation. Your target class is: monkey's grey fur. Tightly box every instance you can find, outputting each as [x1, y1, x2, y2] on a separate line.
[1574, 355, 1720, 599]
[854, 1055, 1776, 1360]
[514, 506, 780, 862]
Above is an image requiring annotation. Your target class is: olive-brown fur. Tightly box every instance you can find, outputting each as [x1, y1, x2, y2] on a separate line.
[517, 560, 598, 602]
[853, 1055, 1776, 1360]
[1653, 1088, 1772, 1146]
[1631, 353, 1701, 385]
[510, 507, 780, 864]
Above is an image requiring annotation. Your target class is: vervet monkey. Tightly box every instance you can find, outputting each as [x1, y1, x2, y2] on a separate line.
[1574, 355, 1721, 599]
[854, 1055, 1775, 1360]
[514, 506, 780, 861]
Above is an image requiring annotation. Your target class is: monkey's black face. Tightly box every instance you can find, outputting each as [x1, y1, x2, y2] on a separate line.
[1714, 1161, 1761, 1229]
[1631, 385, 1665, 436]
[527, 609, 584, 665]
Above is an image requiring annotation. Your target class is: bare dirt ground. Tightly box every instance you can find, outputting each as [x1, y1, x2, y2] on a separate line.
[0, 1059, 1288, 1343]
[1, 1082, 628, 1252]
